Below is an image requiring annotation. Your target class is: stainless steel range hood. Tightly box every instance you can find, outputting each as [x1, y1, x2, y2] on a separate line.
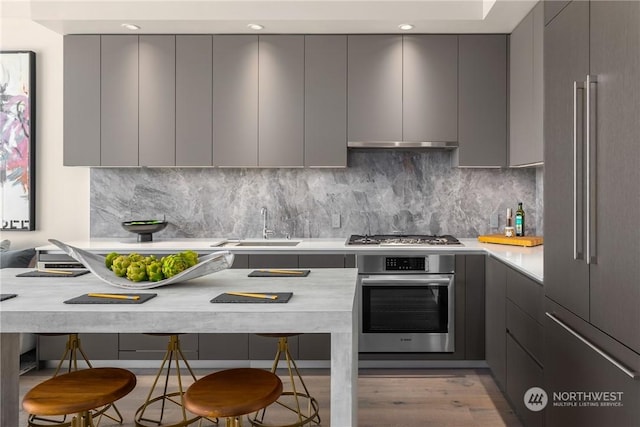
[347, 141, 458, 149]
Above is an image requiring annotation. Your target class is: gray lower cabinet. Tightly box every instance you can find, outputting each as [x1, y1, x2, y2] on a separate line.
[258, 36, 304, 167]
[304, 35, 347, 167]
[199, 334, 249, 360]
[37, 333, 118, 362]
[464, 255, 485, 360]
[139, 35, 176, 166]
[249, 334, 299, 360]
[63, 35, 100, 166]
[486, 255, 545, 427]
[101, 35, 139, 166]
[347, 35, 403, 142]
[176, 35, 213, 166]
[485, 256, 507, 389]
[456, 35, 507, 167]
[510, 2, 544, 167]
[545, 299, 640, 427]
[212, 35, 259, 167]
[119, 333, 197, 360]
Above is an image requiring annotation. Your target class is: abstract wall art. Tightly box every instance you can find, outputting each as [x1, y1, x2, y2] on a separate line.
[1, 51, 36, 231]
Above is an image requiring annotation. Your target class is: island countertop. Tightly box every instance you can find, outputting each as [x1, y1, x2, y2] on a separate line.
[0, 267, 359, 426]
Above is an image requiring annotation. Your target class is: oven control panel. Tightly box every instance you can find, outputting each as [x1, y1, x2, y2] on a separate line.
[385, 257, 427, 271]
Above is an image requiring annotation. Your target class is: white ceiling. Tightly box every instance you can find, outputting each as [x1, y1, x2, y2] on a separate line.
[2, 0, 538, 35]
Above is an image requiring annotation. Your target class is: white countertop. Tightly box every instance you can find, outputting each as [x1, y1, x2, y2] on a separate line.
[37, 237, 543, 283]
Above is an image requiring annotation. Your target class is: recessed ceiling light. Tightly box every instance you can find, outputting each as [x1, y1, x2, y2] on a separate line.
[398, 24, 414, 31]
[121, 23, 141, 31]
[247, 23, 264, 31]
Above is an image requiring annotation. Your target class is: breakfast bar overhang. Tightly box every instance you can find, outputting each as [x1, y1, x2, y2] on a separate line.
[0, 268, 359, 426]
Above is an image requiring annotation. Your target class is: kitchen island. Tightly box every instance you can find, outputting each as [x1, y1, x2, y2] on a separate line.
[0, 268, 358, 426]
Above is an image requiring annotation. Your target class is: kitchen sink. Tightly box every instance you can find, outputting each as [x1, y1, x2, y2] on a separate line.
[213, 240, 301, 247]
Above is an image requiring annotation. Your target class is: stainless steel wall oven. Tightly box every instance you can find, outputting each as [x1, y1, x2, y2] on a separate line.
[356, 254, 455, 353]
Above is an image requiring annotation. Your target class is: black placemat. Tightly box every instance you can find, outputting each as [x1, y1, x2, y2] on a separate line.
[248, 270, 310, 277]
[64, 293, 157, 304]
[17, 270, 90, 278]
[211, 292, 293, 303]
[0, 294, 17, 301]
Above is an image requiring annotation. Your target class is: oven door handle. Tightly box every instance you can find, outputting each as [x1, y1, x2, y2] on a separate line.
[360, 278, 452, 286]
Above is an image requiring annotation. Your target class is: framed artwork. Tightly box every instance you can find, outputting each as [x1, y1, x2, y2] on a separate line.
[0, 51, 36, 231]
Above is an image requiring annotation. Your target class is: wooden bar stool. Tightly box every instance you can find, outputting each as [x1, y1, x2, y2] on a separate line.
[134, 334, 202, 427]
[249, 334, 320, 427]
[184, 368, 283, 427]
[23, 368, 136, 427]
[29, 333, 123, 427]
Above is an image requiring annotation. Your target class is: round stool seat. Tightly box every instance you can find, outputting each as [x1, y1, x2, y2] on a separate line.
[185, 368, 282, 419]
[23, 368, 136, 416]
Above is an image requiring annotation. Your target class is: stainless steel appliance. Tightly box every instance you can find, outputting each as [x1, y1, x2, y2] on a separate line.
[356, 253, 456, 353]
[347, 234, 462, 246]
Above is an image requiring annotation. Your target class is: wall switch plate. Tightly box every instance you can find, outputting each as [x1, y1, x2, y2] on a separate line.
[332, 213, 341, 228]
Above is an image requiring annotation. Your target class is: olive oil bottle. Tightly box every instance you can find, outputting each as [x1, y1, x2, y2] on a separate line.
[515, 202, 525, 236]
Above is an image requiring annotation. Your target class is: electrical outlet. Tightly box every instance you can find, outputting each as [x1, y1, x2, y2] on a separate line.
[332, 213, 341, 228]
[490, 213, 500, 229]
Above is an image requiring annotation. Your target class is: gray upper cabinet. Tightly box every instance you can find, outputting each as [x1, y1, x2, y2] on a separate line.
[176, 35, 213, 166]
[304, 35, 347, 167]
[212, 35, 259, 167]
[139, 35, 176, 166]
[544, 0, 570, 25]
[456, 35, 507, 167]
[510, 2, 544, 167]
[101, 35, 139, 166]
[258, 36, 304, 167]
[403, 35, 458, 143]
[348, 35, 403, 142]
[64, 35, 100, 166]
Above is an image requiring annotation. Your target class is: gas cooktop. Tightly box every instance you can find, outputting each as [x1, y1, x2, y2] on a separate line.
[347, 234, 462, 246]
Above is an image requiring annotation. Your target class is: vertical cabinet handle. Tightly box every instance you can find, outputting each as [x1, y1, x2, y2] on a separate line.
[572, 81, 584, 261]
[546, 312, 638, 379]
[585, 75, 597, 265]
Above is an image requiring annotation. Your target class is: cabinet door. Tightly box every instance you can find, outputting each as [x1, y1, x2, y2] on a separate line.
[249, 334, 299, 360]
[176, 35, 213, 166]
[258, 35, 304, 167]
[545, 306, 640, 427]
[38, 333, 118, 362]
[485, 256, 507, 389]
[456, 35, 507, 167]
[543, 0, 590, 321]
[212, 36, 258, 167]
[199, 333, 249, 360]
[247, 255, 298, 269]
[298, 334, 330, 360]
[139, 35, 176, 166]
[403, 35, 458, 143]
[305, 35, 347, 167]
[101, 35, 138, 166]
[464, 255, 485, 360]
[347, 35, 402, 142]
[589, 0, 640, 354]
[506, 335, 544, 427]
[298, 254, 346, 268]
[119, 333, 197, 360]
[63, 36, 100, 166]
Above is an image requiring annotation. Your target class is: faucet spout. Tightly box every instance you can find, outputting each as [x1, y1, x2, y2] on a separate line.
[261, 207, 274, 239]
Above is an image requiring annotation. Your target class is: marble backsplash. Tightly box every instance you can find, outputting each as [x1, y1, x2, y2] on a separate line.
[90, 151, 542, 240]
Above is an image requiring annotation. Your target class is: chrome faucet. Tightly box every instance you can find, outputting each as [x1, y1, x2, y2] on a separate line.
[261, 207, 274, 239]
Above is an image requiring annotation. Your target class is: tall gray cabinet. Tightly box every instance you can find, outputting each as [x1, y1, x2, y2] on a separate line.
[544, 1, 640, 425]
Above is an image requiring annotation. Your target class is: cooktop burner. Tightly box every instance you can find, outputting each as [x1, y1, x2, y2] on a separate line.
[347, 234, 462, 246]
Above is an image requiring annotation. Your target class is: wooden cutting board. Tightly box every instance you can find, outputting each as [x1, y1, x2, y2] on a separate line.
[477, 234, 543, 247]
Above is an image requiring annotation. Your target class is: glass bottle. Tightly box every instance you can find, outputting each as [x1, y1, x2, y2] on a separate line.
[515, 202, 525, 237]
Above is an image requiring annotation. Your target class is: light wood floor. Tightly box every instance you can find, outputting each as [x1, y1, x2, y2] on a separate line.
[19, 368, 522, 427]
